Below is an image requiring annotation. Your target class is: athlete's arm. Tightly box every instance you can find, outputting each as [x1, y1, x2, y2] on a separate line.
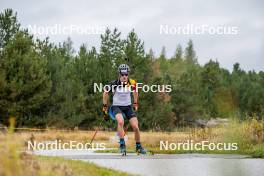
[103, 80, 114, 105]
[103, 91, 109, 105]
[133, 91, 138, 104]
[133, 91, 138, 111]
[132, 79, 138, 111]
[102, 91, 109, 120]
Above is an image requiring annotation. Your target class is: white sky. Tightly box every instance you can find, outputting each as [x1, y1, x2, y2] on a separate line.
[1, 0, 263, 71]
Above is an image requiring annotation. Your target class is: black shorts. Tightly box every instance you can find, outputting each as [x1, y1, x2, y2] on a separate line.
[112, 105, 136, 120]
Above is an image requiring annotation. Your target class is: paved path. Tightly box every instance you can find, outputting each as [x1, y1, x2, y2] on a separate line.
[33, 149, 264, 176]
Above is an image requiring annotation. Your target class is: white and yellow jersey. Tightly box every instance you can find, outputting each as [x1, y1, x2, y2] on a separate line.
[105, 78, 137, 106]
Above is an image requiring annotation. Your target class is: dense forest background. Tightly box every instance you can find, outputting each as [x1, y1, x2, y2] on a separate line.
[0, 9, 263, 130]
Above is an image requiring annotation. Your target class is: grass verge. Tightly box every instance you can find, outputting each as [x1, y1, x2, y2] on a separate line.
[0, 121, 133, 176]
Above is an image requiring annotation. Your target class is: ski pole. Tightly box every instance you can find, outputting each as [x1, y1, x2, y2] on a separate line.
[87, 119, 104, 149]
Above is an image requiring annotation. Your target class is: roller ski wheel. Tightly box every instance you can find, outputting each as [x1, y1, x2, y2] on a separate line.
[120, 145, 127, 156]
[136, 147, 147, 155]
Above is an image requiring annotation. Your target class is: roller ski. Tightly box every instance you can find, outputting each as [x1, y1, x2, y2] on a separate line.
[120, 139, 127, 156]
[136, 143, 153, 155]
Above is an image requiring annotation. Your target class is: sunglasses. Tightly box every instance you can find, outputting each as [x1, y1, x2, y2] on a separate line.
[120, 73, 128, 77]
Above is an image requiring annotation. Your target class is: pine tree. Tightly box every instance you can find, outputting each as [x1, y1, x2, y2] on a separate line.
[173, 44, 183, 61]
[99, 28, 124, 83]
[0, 9, 20, 51]
[147, 48, 155, 61]
[0, 32, 51, 125]
[124, 29, 149, 79]
[184, 40, 197, 64]
[159, 46, 166, 60]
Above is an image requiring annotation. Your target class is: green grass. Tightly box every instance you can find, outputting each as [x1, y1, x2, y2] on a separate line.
[35, 155, 134, 176]
[0, 118, 134, 176]
[96, 119, 264, 158]
[1, 117, 263, 176]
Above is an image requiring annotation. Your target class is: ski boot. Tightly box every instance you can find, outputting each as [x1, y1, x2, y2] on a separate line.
[120, 141, 127, 156]
[136, 143, 147, 155]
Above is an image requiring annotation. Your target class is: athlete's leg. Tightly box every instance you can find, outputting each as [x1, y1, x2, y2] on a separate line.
[126, 107, 146, 154]
[116, 113, 125, 138]
[129, 116, 146, 153]
[129, 117, 140, 142]
[116, 113, 126, 154]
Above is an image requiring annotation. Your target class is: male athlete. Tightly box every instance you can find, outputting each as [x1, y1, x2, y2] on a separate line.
[102, 64, 146, 155]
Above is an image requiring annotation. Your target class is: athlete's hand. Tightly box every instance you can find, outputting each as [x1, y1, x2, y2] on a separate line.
[102, 104, 109, 121]
[133, 103, 138, 111]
